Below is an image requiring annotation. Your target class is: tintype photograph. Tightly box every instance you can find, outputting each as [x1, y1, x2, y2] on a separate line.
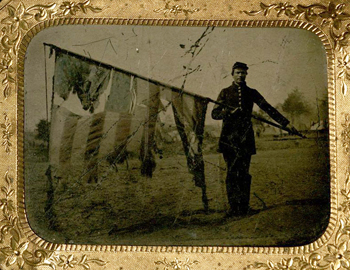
[24, 25, 329, 246]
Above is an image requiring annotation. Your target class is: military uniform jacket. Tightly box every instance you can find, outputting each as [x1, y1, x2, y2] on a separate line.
[211, 82, 289, 155]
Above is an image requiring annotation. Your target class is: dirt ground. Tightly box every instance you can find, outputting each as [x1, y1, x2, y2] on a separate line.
[24, 133, 330, 246]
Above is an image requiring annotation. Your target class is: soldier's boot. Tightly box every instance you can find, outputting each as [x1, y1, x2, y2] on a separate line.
[238, 174, 252, 215]
[226, 177, 242, 217]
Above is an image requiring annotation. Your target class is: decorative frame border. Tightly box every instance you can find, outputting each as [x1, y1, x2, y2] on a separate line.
[0, 0, 346, 269]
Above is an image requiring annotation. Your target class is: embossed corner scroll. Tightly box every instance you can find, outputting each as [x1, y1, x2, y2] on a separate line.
[244, 2, 350, 48]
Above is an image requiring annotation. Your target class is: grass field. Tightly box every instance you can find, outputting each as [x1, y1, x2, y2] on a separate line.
[24, 133, 330, 246]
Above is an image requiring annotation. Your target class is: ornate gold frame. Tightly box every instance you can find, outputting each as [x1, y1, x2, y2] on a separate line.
[0, 0, 347, 269]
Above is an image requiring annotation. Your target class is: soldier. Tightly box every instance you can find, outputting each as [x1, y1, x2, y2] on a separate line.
[212, 62, 297, 217]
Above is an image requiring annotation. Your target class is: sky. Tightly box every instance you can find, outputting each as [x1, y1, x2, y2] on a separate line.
[24, 25, 328, 131]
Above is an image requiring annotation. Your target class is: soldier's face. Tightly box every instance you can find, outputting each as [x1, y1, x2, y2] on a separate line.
[232, 68, 247, 84]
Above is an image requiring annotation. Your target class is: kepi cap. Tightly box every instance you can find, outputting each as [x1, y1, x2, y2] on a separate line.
[232, 62, 249, 70]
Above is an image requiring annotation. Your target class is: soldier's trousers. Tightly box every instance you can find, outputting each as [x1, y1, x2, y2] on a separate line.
[223, 152, 252, 215]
